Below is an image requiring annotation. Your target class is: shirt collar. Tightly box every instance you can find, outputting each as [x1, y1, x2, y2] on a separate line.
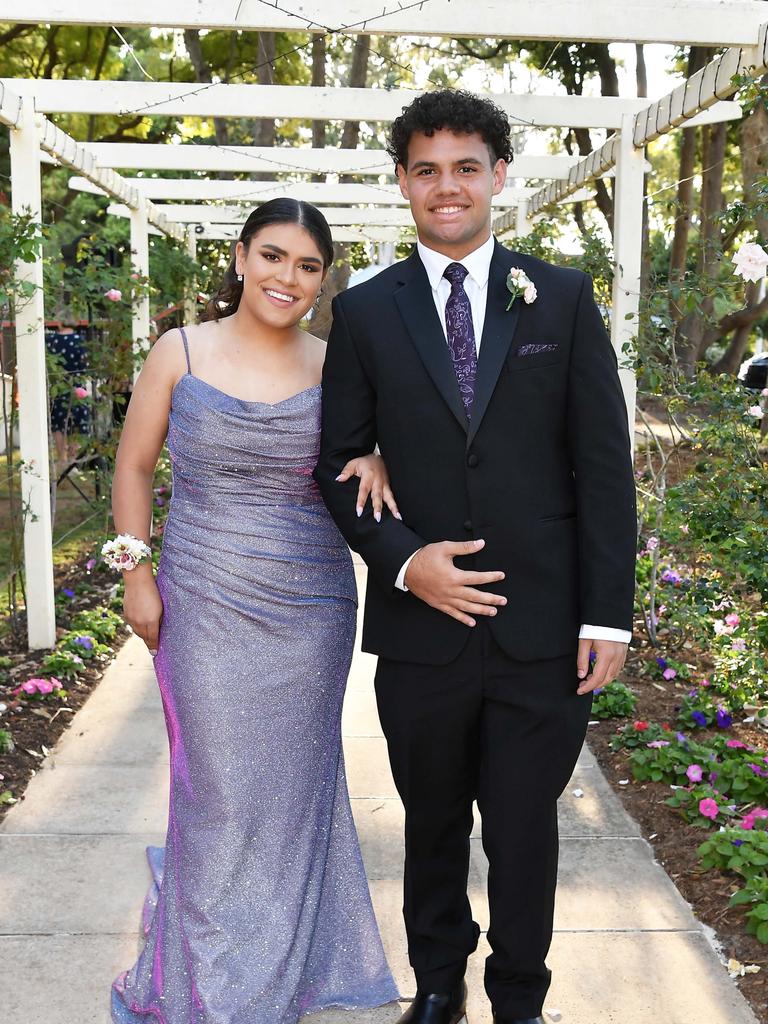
[416, 233, 496, 292]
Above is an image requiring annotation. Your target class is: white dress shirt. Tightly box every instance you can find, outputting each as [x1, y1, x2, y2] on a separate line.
[394, 235, 631, 646]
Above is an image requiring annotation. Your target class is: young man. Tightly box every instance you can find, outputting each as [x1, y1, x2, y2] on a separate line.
[314, 90, 636, 1024]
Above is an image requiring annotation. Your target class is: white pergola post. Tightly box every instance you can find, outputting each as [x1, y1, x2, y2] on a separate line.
[130, 198, 151, 381]
[10, 98, 56, 649]
[184, 227, 198, 326]
[611, 112, 645, 450]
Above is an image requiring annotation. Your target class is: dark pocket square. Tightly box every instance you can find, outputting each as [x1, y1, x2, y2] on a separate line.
[515, 343, 559, 357]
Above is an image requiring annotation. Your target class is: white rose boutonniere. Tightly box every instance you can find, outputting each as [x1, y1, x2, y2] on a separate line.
[506, 268, 537, 311]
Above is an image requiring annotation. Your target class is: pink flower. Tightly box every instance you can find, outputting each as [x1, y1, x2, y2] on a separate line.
[732, 241, 768, 282]
[727, 739, 747, 749]
[724, 613, 740, 628]
[747, 405, 763, 419]
[762, 387, 768, 397]
[699, 797, 719, 820]
[663, 667, 677, 680]
[73, 386, 88, 399]
[647, 740, 671, 748]
[680, 524, 689, 535]
[104, 288, 122, 302]
[686, 764, 703, 783]
[85, 558, 96, 571]
[35, 679, 53, 694]
[646, 536, 659, 551]
[731, 638, 747, 652]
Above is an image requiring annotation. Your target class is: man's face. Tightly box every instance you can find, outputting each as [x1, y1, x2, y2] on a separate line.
[396, 129, 507, 259]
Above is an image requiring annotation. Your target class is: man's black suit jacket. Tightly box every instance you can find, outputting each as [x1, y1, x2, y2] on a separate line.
[314, 239, 637, 665]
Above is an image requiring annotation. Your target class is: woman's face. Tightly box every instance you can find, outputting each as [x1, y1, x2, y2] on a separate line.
[235, 222, 327, 327]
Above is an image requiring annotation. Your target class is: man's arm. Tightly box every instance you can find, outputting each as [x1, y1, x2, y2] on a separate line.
[313, 294, 425, 589]
[564, 272, 637, 693]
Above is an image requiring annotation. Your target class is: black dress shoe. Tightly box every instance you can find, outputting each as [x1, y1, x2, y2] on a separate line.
[397, 980, 468, 1023]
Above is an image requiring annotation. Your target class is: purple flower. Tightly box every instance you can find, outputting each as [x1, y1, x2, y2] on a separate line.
[663, 667, 677, 680]
[73, 636, 94, 650]
[749, 763, 768, 778]
[732, 839, 744, 847]
[85, 558, 96, 571]
[676, 731, 688, 745]
[715, 708, 732, 729]
[656, 656, 668, 670]
[661, 569, 681, 584]
[593, 687, 603, 696]
[691, 711, 707, 727]
[62, 588, 75, 598]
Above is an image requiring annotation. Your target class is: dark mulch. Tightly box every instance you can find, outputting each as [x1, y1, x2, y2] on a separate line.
[0, 559, 130, 822]
[587, 643, 768, 1022]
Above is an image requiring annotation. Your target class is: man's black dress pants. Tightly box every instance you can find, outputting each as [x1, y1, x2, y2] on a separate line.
[374, 620, 593, 1019]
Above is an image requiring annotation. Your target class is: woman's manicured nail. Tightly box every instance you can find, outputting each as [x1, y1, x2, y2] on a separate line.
[374, 512, 381, 523]
[335, 474, 343, 481]
[356, 506, 363, 517]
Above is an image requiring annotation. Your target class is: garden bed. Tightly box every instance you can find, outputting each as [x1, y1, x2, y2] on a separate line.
[587, 642, 768, 1022]
[0, 552, 131, 817]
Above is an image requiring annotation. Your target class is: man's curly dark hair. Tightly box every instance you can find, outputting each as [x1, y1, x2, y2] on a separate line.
[386, 89, 513, 169]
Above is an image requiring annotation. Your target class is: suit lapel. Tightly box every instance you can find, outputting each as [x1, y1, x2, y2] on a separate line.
[393, 253, 468, 433]
[467, 240, 522, 446]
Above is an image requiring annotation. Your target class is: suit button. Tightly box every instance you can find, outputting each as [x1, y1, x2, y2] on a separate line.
[467, 453, 479, 468]
[463, 519, 473, 531]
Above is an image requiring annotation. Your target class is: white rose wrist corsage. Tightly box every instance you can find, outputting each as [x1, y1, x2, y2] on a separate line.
[101, 533, 152, 572]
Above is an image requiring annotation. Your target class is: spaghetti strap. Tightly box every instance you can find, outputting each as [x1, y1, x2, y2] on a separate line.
[179, 326, 192, 375]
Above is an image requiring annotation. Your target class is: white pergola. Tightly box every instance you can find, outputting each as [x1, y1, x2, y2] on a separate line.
[2, 1, 767, 649]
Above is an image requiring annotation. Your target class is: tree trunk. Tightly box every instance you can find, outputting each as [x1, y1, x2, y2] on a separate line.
[636, 44, 652, 303]
[668, 47, 709, 330]
[311, 35, 327, 183]
[340, 35, 371, 158]
[312, 35, 371, 339]
[183, 29, 229, 148]
[676, 118, 727, 373]
[251, 32, 276, 148]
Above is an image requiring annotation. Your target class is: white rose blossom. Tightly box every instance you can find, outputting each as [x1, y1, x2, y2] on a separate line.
[732, 242, 768, 283]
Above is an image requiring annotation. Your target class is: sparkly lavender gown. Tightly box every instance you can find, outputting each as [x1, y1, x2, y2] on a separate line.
[111, 329, 399, 1023]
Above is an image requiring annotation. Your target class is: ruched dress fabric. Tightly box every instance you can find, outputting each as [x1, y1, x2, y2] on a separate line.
[111, 334, 399, 1024]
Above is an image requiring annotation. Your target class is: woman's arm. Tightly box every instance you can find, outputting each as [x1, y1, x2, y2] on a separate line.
[112, 330, 184, 653]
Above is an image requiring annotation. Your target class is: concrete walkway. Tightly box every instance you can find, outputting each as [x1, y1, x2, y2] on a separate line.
[0, 563, 759, 1024]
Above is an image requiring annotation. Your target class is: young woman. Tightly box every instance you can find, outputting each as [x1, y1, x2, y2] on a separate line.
[109, 199, 400, 1023]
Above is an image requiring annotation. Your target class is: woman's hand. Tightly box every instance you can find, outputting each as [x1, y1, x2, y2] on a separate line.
[336, 453, 401, 523]
[122, 568, 164, 655]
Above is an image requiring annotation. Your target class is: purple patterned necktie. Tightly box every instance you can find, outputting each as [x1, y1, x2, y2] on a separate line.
[443, 262, 477, 417]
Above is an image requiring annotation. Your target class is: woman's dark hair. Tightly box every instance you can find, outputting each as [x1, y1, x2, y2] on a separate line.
[387, 89, 514, 170]
[202, 198, 334, 322]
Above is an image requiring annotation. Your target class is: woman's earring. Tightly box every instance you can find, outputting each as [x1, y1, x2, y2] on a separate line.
[236, 273, 243, 283]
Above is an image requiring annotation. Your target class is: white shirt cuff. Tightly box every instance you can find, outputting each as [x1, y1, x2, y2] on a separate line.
[579, 624, 631, 643]
[395, 550, 421, 591]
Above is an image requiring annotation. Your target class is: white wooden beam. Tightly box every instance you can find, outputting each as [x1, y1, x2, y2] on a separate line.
[193, 225, 408, 244]
[108, 203, 418, 226]
[9, 98, 56, 649]
[65, 143, 653, 180]
[71, 176, 533, 205]
[0, 1, 766, 45]
[3, 79, 741, 130]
